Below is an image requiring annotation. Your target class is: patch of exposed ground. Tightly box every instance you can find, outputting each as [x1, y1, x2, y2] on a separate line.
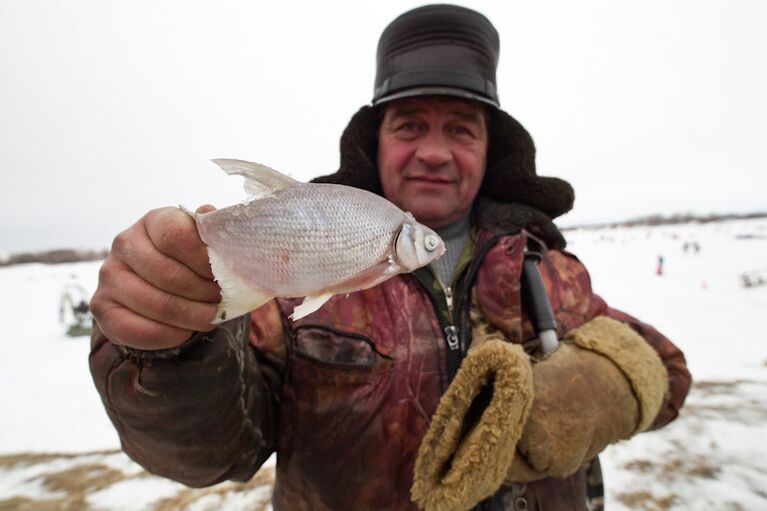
[680, 379, 767, 425]
[153, 468, 274, 511]
[0, 450, 119, 469]
[0, 496, 68, 511]
[614, 490, 677, 511]
[622, 451, 720, 481]
[0, 450, 274, 511]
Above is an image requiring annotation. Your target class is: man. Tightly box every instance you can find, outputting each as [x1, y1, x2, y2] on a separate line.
[89, 5, 690, 510]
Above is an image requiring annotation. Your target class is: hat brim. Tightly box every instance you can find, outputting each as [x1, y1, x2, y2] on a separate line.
[373, 86, 499, 108]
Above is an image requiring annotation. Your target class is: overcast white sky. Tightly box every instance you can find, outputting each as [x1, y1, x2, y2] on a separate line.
[1, 0, 765, 253]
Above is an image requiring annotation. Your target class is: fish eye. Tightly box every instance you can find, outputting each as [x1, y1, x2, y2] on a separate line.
[424, 234, 439, 252]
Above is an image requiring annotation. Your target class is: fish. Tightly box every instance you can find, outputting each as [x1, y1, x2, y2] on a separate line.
[189, 159, 446, 322]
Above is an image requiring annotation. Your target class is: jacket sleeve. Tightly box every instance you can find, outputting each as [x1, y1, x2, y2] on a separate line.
[543, 250, 692, 430]
[88, 301, 285, 487]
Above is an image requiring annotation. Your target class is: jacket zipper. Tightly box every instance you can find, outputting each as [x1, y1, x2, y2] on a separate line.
[443, 287, 459, 350]
[444, 325, 459, 350]
[444, 285, 454, 311]
[413, 234, 501, 382]
[411, 269, 460, 379]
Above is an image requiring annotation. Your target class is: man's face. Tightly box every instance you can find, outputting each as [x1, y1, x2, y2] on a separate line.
[377, 96, 488, 229]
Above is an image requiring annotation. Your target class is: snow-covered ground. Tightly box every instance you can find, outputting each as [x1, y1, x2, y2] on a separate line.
[0, 218, 765, 510]
[566, 219, 767, 510]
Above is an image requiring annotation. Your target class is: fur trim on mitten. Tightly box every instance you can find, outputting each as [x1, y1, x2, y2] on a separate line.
[411, 340, 533, 511]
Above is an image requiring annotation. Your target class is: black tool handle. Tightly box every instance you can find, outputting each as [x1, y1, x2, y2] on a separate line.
[521, 249, 559, 353]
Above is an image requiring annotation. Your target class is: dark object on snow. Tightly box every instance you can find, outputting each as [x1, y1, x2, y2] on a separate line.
[59, 284, 93, 337]
[740, 269, 766, 288]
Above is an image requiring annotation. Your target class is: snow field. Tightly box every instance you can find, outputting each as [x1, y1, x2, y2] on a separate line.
[0, 218, 765, 509]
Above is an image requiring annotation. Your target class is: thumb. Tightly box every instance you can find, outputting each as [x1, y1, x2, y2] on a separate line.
[196, 203, 216, 214]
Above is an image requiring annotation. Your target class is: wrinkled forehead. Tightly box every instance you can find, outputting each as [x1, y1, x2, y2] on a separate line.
[380, 95, 489, 124]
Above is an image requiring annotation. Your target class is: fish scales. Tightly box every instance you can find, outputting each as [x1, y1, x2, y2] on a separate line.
[198, 184, 405, 295]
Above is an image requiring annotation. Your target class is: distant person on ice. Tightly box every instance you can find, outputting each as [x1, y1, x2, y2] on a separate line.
[88, 5, 691, 510]
[657, 254, 665, 275]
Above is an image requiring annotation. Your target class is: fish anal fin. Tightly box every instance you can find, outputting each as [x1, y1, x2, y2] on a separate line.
[208, 248, 273, 324]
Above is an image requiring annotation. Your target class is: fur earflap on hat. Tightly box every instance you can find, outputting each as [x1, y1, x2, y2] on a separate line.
[312, 106, 382, 193]
[312, 104, 574, 234]
[484, 108, 574, 219]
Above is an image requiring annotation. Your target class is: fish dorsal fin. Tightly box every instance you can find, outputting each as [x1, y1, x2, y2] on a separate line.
[212, 158, 299, 199]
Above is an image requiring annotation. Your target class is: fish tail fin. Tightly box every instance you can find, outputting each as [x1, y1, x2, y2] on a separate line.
[211, 158, 299, 198]
[208, 249, 273, 324]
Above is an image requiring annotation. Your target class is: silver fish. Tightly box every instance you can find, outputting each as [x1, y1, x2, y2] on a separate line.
[191, 159, 446, 322]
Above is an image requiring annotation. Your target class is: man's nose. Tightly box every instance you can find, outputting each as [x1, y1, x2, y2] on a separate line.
[415, 131, 452, 167]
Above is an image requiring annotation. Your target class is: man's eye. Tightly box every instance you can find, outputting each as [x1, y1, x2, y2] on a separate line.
[397, 121, 419, 131]
[451, 125, 475, 138]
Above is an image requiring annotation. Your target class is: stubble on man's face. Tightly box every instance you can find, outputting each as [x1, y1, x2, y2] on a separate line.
[377, 97, 488, 229]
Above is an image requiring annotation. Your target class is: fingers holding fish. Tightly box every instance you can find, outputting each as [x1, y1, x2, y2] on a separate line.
[91, 254, 208, 349]
[91, 295, 201, 350]
[111, 220, 220, 304]
[144, 207, 215, 281]
[94, 255, 217, 342]
[91, 208, 220, 349]
[108, 258, 218, 332]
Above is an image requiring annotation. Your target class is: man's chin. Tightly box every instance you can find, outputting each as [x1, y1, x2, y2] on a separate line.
[396, 193, 463, 226]
[409, 208, 459, 229]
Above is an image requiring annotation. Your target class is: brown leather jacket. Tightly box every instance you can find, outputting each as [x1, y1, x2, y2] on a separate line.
[89, 209, 691, 511]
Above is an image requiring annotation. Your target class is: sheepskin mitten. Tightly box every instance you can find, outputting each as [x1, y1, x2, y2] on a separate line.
[507, 315, 669, 482]
[411, 339, 534, 511]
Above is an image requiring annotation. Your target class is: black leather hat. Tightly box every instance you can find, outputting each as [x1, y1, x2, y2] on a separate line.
[372, 4, 501, 107]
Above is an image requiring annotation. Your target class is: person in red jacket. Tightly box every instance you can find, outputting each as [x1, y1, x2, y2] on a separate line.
[89, 5, 690, 510]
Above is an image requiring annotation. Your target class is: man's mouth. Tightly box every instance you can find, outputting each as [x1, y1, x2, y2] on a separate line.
[405, 175, 454, 185]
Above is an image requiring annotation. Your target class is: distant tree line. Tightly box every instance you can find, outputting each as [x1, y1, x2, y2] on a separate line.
[563, 211, 767, 231]
[0, 248, 109, 266]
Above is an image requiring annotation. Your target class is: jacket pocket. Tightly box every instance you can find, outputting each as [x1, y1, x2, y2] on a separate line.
[294, 323, 394, 369]
[282, 324, 396, 475]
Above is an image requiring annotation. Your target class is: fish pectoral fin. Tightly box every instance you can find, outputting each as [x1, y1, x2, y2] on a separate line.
[290, 292, 335, 321]
[209, 249, 273, 324]
[336, 257, 403, 291]
[211, 158, 299, 199]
